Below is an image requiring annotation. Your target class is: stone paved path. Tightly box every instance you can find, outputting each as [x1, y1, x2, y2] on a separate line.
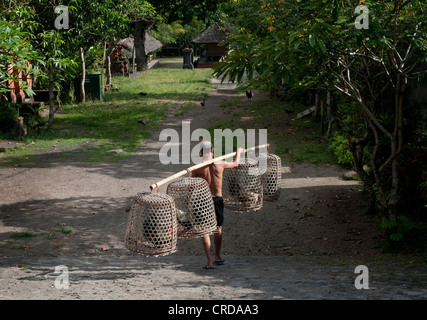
[1, 254, 426, 300]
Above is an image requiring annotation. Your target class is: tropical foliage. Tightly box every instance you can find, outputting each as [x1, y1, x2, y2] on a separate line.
[214, 0, 427, 247]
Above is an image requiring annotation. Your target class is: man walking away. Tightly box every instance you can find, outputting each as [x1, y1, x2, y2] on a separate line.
[192, 141, 244, 269]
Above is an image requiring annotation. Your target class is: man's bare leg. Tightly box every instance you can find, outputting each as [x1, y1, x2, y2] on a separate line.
[202, 234, 213, 268]
[214, 226, 222, 262]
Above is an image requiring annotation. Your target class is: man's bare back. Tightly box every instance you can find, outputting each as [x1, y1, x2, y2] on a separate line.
[192, 162, 225, 197]
[192, 146, 243, 197]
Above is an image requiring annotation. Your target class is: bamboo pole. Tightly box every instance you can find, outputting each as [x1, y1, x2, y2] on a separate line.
[149, 144, 269, 191]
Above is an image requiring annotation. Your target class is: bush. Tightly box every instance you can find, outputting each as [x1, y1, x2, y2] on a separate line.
[20, 104, 46, 130]
[0, 101, 20, 132]
[328, 132, 354, 168]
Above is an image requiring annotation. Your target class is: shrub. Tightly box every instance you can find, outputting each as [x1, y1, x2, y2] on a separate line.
[328, 132, 354, 168]
[0, 101, 20, 132]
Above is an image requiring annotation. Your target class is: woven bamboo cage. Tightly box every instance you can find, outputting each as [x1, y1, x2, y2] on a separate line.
[260, 153, 281, 201]
[167, 177, 217, 238]
[125, 193, 177, 256]
[223, 158, 263, 212]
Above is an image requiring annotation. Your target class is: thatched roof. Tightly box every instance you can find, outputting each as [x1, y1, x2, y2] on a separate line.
[121, 34, 162, 55]
[191, 24, 228, 44]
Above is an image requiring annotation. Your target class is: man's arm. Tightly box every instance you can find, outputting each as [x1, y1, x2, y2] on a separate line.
[222, 147, 244, 169]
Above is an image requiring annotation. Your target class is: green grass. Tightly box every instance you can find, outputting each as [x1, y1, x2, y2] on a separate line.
[0, 58, 214, 166]
[210, 95, 333, 165]
[51, 226, 74, 234]
[1, 58, 332, 167]
[10, 231, 37, 239]
[174, 102, 197, 116]
[46, 227, 75, 240]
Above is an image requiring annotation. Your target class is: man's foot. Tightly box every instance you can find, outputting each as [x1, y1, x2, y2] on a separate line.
[203, 265, 215, 270]
[213, 259, 225, 265]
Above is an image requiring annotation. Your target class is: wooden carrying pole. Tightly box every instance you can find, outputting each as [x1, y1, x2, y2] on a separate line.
[149, 144, 269, 191]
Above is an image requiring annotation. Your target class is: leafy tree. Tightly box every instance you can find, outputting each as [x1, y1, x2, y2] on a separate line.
[150, 0, 227, 26]
[0, 4, 43, 99]
[214, 0, 427, 233]
[122, 0, 159, 71]
[181, 16, 206, 43]
[63, 0, 133, 102]
[38, 30, 77, 125]
[148, 0, 225, 52]
[150, 20, 186, 45]
[150, 16, 206, 51]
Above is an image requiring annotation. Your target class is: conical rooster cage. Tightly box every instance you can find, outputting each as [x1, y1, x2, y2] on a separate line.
[125, 193, 178, 256]
[223, 158, 263, 212]
[167, 177, 217, 238]
[260, 153, 281, 201]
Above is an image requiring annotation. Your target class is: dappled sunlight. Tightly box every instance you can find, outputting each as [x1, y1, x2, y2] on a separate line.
[281, 176, 361, 189]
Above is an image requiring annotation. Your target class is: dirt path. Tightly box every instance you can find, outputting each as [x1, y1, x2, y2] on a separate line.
[0, 77, 382, 260]
[2, 76, 427, 301]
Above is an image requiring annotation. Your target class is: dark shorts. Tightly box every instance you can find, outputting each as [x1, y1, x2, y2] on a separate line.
[213, 196, 224, 227]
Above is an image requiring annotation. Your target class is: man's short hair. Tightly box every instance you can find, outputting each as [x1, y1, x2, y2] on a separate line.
[199, 141, 213, 157]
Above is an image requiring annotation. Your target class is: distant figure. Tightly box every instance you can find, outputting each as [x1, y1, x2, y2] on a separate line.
[192, 141, 244, 269]
[246, 90, 253, 101]
[200, 99, 206, 108]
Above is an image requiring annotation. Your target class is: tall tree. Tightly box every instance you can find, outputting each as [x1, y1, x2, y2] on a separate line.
[38, 30, 77, 125]
[150, 0, 227, 26]
[65, 0, 133, 102]
[213, 0, 427, 226]
[123, 0, 158, 72]
[0, 4, 43, 100]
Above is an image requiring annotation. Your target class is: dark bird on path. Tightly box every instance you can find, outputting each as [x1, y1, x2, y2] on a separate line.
[139, 92, 147, 96]
[138, 118, 150, 126]
[284, 109, 295, 115]
[200, 99, 206, 108]
[246, 90, 253, 100]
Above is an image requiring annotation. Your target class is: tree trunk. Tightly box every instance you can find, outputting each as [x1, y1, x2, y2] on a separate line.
[106, 56, 112, 86]
[48, 66, 55, 126]
[102, 41, 107, 88]
[79, 47, 86, 103]
[132, 43, 136, 73]
[348, 132, 379, 214]
[389, 140, 399, 222]
[313, 91, 320, 119]
[386, 76, 406, 222]
[326, 90, 333, 136]
[134, 20, 154, 72]
[320, 99, 324, 135]
[134, 22, 147, 71]
[367, 118, 388, 215]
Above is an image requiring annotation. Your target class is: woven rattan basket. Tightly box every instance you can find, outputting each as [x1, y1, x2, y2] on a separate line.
[223, 158, 263, 212]
[167, 177, 217, 238]
[125, 193, 177, 256]
[260, 153, 281, 201]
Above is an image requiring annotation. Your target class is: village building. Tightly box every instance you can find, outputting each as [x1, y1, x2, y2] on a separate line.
[109, 34, 163, 75]
[191, 24, 228, 68]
